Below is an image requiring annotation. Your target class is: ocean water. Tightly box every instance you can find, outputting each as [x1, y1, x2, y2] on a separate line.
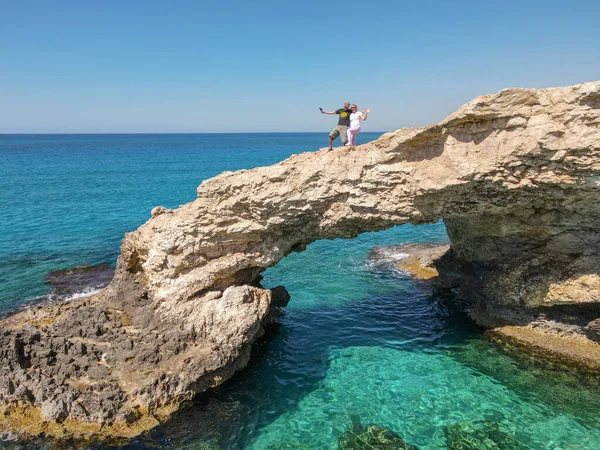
[0, 133, 353, 312]
[2, 134, 600, 449]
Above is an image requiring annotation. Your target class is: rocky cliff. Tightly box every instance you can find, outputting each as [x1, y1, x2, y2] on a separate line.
[1, 81, 599, 441]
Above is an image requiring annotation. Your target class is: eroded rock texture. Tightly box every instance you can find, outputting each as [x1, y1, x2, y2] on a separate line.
[1, 81, 599, 441]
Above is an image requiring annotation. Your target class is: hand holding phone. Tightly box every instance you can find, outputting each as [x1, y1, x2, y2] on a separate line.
[319, 107, 323, 112]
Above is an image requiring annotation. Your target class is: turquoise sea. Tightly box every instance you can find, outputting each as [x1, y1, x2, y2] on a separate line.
[2, 133, 600, 449]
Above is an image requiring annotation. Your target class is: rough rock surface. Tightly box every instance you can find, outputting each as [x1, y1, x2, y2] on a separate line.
[1, 81, 600, 441]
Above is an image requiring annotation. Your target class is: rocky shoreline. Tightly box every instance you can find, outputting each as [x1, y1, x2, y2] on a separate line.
[1, 80, 599, 442]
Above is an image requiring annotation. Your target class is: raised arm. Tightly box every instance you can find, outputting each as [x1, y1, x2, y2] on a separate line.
[361, 107, 370, 120]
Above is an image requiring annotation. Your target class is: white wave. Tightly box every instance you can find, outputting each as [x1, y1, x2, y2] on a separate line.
[5, 287, 106, 317]
[385, 251, 409, 261]
[367, 247, 410, 267]
[0, 432, 18, 442]
[62, 286, 105, 301]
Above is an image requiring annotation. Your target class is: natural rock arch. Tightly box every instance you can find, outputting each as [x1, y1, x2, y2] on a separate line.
[1, 81, 599, 441]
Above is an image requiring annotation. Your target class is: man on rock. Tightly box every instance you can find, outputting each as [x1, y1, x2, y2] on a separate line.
[320, 101, 352, 150]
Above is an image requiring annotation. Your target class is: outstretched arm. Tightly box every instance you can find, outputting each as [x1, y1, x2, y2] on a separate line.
[321, 109, 336, 115]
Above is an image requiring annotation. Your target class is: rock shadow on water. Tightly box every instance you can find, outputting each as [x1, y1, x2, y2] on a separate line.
[111, 321, 316, 449]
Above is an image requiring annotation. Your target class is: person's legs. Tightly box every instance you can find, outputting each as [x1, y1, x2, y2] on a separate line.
[329, 127, 340, 149]
[352, 127, 361, 146]
[347, 126, 361, 146]
[340, 126, 348, 145]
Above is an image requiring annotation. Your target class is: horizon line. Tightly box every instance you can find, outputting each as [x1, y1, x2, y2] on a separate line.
[0, 131, 388, 136]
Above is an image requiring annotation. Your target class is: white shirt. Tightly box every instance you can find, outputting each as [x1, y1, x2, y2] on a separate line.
[349, 111, 364, 128]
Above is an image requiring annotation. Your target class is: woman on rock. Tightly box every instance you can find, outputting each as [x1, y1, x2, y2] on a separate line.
[346, 104, 370, 146]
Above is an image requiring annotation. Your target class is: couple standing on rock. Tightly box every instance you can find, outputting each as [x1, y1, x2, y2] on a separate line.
[320, 101, 371, 149]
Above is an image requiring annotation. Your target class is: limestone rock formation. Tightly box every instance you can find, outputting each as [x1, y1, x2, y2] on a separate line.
[1, 81, 599, 441]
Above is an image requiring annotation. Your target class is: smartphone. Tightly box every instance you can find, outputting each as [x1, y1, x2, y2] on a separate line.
[319, 107, 323, 112]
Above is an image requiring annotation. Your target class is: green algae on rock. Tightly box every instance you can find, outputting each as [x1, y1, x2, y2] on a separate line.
[338, 423, 419, 450]
[444, 421, 519, 450]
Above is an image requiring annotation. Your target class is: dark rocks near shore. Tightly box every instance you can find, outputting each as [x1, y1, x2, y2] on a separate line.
[0, 268, 276, 441]
[44, 264, 115, 298]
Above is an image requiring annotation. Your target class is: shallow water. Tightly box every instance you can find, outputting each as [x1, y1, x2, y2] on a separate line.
[2, 134, 600, 449]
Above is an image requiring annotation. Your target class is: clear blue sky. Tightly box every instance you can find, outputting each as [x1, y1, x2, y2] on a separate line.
[1, 0, 599, 133]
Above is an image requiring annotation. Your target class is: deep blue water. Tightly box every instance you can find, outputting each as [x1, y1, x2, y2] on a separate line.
[2, 134, 600, 449]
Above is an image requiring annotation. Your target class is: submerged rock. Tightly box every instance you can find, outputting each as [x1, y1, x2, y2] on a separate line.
[444, 420, 519, 450]
[266, 444, 313, 450]
[44, 264, 114, 298]
[338, 423, 419, 450]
